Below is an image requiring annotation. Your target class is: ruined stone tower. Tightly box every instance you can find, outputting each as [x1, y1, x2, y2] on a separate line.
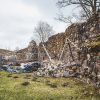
[26, 40, 38, 61]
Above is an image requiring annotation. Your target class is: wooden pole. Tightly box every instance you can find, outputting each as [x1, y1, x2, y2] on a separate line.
[67, 39, 75, 62]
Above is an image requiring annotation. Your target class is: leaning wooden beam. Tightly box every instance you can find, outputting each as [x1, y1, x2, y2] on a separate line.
[42, 43, 52, 63]
[59, 37, 80, 61]
[67, 39, 75, 61]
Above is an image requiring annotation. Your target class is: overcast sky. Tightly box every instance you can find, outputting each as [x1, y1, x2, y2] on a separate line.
[0, 0, 74, 50]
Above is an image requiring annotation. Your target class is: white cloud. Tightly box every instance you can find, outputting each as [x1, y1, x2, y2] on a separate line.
[0, 0, 67, 50]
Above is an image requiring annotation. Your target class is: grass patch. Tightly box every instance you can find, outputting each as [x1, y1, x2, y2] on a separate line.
[0, 71, 100, 100]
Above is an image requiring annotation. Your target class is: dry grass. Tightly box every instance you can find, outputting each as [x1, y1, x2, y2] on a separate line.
[0, 71, 100, 100]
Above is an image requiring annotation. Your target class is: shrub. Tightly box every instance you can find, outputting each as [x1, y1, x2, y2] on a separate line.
[45, 80, 50, 84]
[62, 82, 69, 87]
[45, 80, 51, 86]
[13, 76, 19, 78]
[21, 81, 30, 86]
[7, 74, 12, 77]
[24, 74, 31, 79]
[49, 83, 57, 88]
[31, 77, 37, 81]
[24, 77, 31, 79]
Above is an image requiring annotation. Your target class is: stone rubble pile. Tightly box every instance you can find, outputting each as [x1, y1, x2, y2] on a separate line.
[33, 60, 81, 78]
[33, 51, 100, 87]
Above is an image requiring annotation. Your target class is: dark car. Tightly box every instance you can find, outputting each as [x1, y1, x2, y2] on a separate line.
[22, 65, 33, 72]
[22, 62, 41, 72]
[1, 65, 19, 73]
[1, 66, 8, 71]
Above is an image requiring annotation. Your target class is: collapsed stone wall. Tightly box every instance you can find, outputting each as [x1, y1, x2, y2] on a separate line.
[15, 40, 38, 63]
[46, 33, 65, 59]
[0, 49, 13, 56]
[39, 12, 100, 64]
[0, 13, 99, 65]
[39, 33, 65, 60]
[0, 40, 39, 64]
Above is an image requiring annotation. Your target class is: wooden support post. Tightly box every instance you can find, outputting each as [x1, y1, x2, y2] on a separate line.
[67, 39, 75, 62]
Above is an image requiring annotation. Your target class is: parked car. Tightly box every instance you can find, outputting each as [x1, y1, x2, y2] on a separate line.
[1, 66, 8, 71]
[21, 61, 42, 73]
[7, 67, 14, 73]
[31, 62, 41, 71]
[1, 65, 20, 73]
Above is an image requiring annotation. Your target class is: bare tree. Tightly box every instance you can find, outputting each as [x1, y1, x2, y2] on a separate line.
[57, 0, 100, 21]
[57, 14, 73, 24]
[34, 21, 54, 62]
